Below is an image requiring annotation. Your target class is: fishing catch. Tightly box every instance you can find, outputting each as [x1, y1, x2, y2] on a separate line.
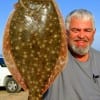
[3, 0, 67, 99]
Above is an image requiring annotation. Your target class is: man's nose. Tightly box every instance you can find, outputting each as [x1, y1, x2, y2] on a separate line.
[78, 31, 85, 38]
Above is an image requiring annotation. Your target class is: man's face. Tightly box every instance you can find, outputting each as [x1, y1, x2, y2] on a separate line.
[67, 17, 96, 55]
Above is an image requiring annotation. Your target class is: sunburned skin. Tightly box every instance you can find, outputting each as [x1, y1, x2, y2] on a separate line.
[3, 0, 67, 99]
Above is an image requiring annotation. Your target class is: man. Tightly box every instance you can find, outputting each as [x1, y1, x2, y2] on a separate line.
[43, 9, 100, 100]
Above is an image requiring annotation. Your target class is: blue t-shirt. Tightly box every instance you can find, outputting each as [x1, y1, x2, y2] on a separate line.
[43, 48, 100, 100]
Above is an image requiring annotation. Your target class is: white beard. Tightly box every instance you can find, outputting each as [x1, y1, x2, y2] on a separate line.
[70, 44, 90, 56]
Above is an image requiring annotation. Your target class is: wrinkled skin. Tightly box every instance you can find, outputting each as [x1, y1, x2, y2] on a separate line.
[3, 0, 67, 99]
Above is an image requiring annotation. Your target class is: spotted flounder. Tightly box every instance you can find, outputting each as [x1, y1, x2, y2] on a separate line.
[3, 0, 67, 99]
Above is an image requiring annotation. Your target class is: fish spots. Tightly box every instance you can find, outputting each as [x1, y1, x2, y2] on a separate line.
[3, 0, 67, 99]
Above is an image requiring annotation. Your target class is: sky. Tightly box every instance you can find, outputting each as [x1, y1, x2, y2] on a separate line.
[0, 0, 100, 55]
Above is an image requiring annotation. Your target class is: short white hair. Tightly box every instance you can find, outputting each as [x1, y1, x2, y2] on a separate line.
[65, 9, 95, 30]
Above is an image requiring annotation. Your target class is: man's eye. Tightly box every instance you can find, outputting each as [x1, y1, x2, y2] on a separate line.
[71, 28, 80, 33]
[84, 29, 93, 32]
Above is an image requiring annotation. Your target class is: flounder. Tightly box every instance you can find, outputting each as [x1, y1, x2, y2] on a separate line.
[3, 0, 67, 99]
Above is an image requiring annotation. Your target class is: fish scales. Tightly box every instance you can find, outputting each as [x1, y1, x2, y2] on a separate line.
[3, 0, 67, 100]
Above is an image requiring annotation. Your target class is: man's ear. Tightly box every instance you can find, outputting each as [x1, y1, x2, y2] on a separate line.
[66, 30, 70, 36]
[94, 28, 96, 34]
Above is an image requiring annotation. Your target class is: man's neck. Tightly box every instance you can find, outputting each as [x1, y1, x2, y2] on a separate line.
[70, 51, 89, 62]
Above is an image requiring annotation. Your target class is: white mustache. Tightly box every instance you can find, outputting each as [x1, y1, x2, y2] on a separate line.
[74, 39, 88, 42]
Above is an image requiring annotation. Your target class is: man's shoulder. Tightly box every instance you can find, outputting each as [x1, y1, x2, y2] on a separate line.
[90, 47, 100, 57]
[90, 47, 100, 53]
